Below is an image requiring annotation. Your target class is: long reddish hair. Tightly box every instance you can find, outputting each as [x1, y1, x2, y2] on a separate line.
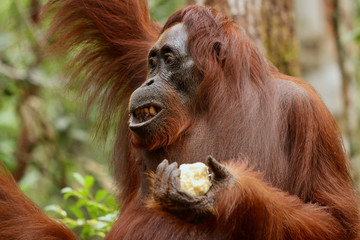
[158, 7, 358, 231]
[45, 0, 161, 201]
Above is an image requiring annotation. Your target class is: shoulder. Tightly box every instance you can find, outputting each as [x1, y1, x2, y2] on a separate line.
[273, 75, 322, 108]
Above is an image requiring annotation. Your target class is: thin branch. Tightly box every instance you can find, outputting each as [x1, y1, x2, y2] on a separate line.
[0, 60, 45, 88]
[0, 60, 65, 88]
[13, 0, 43, 48]
[331, 0, 358, 152]
[0, 61, 27, 81]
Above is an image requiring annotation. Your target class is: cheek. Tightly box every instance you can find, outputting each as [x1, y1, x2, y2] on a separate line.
[182, 57, 194, 70]
[171, 62, 198, 98]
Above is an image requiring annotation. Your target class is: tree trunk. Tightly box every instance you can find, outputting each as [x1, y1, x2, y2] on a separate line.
[327, 0, 358, 153]
[325, 0, 359, 181]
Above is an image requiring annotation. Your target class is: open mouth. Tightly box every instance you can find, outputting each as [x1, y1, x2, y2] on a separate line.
[130, 105, 162, 125]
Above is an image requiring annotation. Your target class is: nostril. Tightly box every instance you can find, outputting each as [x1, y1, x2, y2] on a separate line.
[146, 79, 154, 86]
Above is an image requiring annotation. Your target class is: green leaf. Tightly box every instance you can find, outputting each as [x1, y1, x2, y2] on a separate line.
[75, 199, 87, 208]
[106, 196, 116, 208]
[64, 191, 82, 200]
[61, 187, 73, 194]
[73, 172, 85, 186]
[84, 175, 95, 189]
[80, 188, 89, 198]
[98, 212, 118, 223]
[87, 205, 99, 219]
[95, 189, 108, 202]
[81, 224, 92, 238]
[63, 218, 81, 229]
[70, 205, 85, 219]
[44, 205, 67, 217]
[93, 221, 108, 229]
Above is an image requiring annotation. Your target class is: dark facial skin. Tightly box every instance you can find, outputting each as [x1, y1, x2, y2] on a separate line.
[129, 23, 196, 138]
[129, 23, 200, 172]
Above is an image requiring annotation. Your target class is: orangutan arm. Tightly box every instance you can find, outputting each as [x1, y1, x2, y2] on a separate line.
[148, 157, 345, 240]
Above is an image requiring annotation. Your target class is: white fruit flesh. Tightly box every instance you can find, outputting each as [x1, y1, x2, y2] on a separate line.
[179, 162, 212, 197]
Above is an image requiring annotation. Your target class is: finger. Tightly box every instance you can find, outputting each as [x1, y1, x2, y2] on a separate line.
[162, 162, 178, 185]
[156, 159, 169, 177]
[207, 155, 230, 180]
[155, 159, 169, 189]
[170, 168, 181, 190]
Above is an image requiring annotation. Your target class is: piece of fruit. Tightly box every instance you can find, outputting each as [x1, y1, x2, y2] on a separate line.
[179, 162, 212, 197]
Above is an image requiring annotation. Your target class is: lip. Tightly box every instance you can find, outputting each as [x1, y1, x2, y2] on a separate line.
[128, 102, 164, 130]
[129, 102, 163, 114]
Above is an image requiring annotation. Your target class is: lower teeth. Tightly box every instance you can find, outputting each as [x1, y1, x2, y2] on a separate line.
[133, 106, 160, 123]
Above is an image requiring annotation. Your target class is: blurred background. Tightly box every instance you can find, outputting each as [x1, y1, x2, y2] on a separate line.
[0, 0, 359, 238]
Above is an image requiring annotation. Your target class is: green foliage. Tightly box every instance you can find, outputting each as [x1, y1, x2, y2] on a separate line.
[149, 0, 186, 23]
[45, 173, 118, 239]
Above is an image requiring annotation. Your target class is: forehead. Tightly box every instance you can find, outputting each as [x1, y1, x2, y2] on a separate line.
[153, 23, 188, 53]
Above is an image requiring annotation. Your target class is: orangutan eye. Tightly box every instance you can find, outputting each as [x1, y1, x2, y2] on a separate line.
[164, 53, 174, 64]
[148, 57, 156, 69]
